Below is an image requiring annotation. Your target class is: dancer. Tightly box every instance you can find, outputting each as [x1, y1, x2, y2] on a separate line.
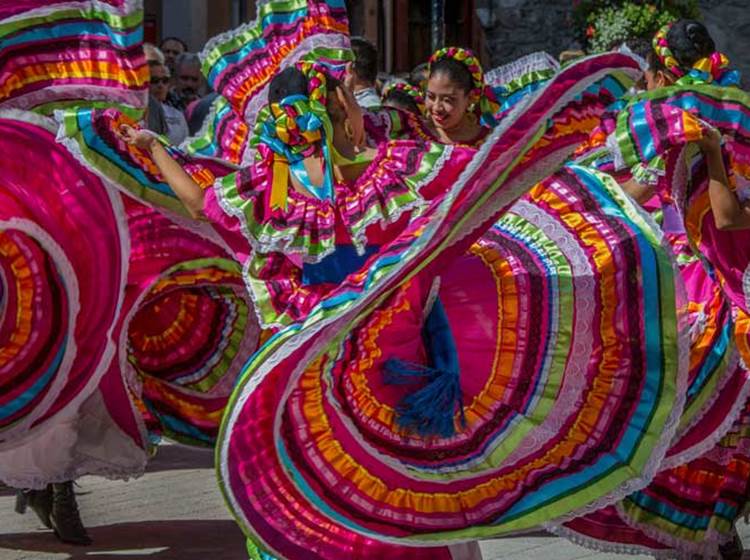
[380, 81, 424, 115]
[556, 20, 750, 559]
[1, 1, 262, 546]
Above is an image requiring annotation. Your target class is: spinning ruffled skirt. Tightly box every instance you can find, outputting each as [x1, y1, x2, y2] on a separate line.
[557, 73, 750, 558]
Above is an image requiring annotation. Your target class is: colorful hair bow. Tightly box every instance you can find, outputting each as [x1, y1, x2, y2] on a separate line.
[252, 62, 335, 210]
[652, 23, 740, 87]
[427, 47, 500, 126]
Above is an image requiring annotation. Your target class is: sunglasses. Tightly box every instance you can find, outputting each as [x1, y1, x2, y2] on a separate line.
[150, 76, 170, 85]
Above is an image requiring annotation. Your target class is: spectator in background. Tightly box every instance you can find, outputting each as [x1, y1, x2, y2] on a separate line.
[159, 36, 187, 74]
[143, 42, 165, 65]
[150, 60, 189, 144]
[143, 43, 168, 136]
[409, 62, 429, 91]
[167, 52, 205, 112]
[344, 37, 380, 109]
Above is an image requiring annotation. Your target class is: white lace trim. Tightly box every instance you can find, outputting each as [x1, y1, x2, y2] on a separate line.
[485, 52, 560, 88]
[0, 112, 132, 460]
[616, 44, 648, 73]
[1, 85, 146, 114]
[742, 261, 750, 312]
[606, 131, 627, 171]
[615, 500, 728, 558]
[0, 386, 149, 490]
[0, 109, 57, 131]
[546, 522, 683, 559]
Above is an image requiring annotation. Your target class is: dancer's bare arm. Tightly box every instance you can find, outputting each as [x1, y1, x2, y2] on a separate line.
[699, 129, 750, 231]
[118, 125, 205, 219]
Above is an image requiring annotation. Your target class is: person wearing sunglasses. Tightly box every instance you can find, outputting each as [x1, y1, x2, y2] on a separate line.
[149, 60, 188, 144]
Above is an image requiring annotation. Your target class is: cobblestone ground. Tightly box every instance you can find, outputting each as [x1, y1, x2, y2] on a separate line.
[1, 444, 748, 560]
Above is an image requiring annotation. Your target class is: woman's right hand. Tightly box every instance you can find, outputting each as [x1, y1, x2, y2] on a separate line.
[696, 126, 722, 155]
[118, 124, 158, 151]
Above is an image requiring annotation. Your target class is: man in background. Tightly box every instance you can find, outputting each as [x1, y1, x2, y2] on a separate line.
[167, 52, 206, 113]
[159, 36, 187, 74]
[344, 37, 380, 109]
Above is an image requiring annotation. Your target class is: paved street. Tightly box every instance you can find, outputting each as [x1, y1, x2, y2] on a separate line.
[1, 444, 747, 560]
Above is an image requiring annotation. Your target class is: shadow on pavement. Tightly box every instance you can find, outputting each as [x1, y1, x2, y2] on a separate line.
[0, 519, 247, 560]
[145, 443, 214, 473]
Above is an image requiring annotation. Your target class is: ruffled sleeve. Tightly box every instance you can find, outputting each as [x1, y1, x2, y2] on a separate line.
[210, 137, 456, 264]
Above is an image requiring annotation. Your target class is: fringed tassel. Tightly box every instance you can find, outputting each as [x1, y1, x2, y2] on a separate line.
[383, 358, 465, 438]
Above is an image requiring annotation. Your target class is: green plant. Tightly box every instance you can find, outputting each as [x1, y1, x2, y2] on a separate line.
[573, 0, 701, 53]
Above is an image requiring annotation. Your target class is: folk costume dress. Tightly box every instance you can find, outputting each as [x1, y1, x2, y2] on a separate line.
[556, 29, 750, 558]
[0, 0, 262, 488]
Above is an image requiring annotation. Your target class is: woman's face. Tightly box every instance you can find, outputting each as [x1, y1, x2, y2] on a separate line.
[425, 72, 472, 131]
[150, 64, 170, 102]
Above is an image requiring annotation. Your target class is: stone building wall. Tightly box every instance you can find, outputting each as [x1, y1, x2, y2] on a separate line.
[479, 0, 749, 84]
[477, 0, 579, 66]
[699, 0, 750, 86]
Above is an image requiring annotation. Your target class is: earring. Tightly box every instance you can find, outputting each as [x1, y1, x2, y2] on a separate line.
[344, 119, 354, 141]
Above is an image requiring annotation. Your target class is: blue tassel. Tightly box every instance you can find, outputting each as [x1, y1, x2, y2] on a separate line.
[383, 358, 465, 438]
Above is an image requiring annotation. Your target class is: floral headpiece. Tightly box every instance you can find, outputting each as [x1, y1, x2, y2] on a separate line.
[381, 81, 425, 114]
[252, 62, 335, 210]
[652, 23, 740, 86]
[427, 47, 500, 126]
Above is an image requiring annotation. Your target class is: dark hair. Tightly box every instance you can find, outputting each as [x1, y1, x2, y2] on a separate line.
[409, 63, 428, 87]
[667, 20, 715, 67]
[383, 90, 420, 115]
[267, 67, 344, 121]
[429, 58, 474, 95]
[268, 67, 309, 103]
[160, 36, 188, 51]
[350, 37, 378, 84]
[175, 52, 202, 72]
[621, 37, 652, 60]
[649, 20, 715, 73]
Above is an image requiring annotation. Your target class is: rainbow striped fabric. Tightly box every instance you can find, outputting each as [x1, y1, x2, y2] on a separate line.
[0, 114, 129, 462]
[199, 0, 352, 126]
[553, 64, 750, 559]
[0, 0, 148, 115]
[122, 199, 264, 447]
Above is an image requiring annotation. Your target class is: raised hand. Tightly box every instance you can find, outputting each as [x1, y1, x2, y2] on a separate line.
[117, 124, 158, 151]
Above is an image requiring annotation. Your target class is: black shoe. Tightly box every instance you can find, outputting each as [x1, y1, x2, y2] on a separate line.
[50, 482, 92, 546]
[15, 485, 53, 529]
